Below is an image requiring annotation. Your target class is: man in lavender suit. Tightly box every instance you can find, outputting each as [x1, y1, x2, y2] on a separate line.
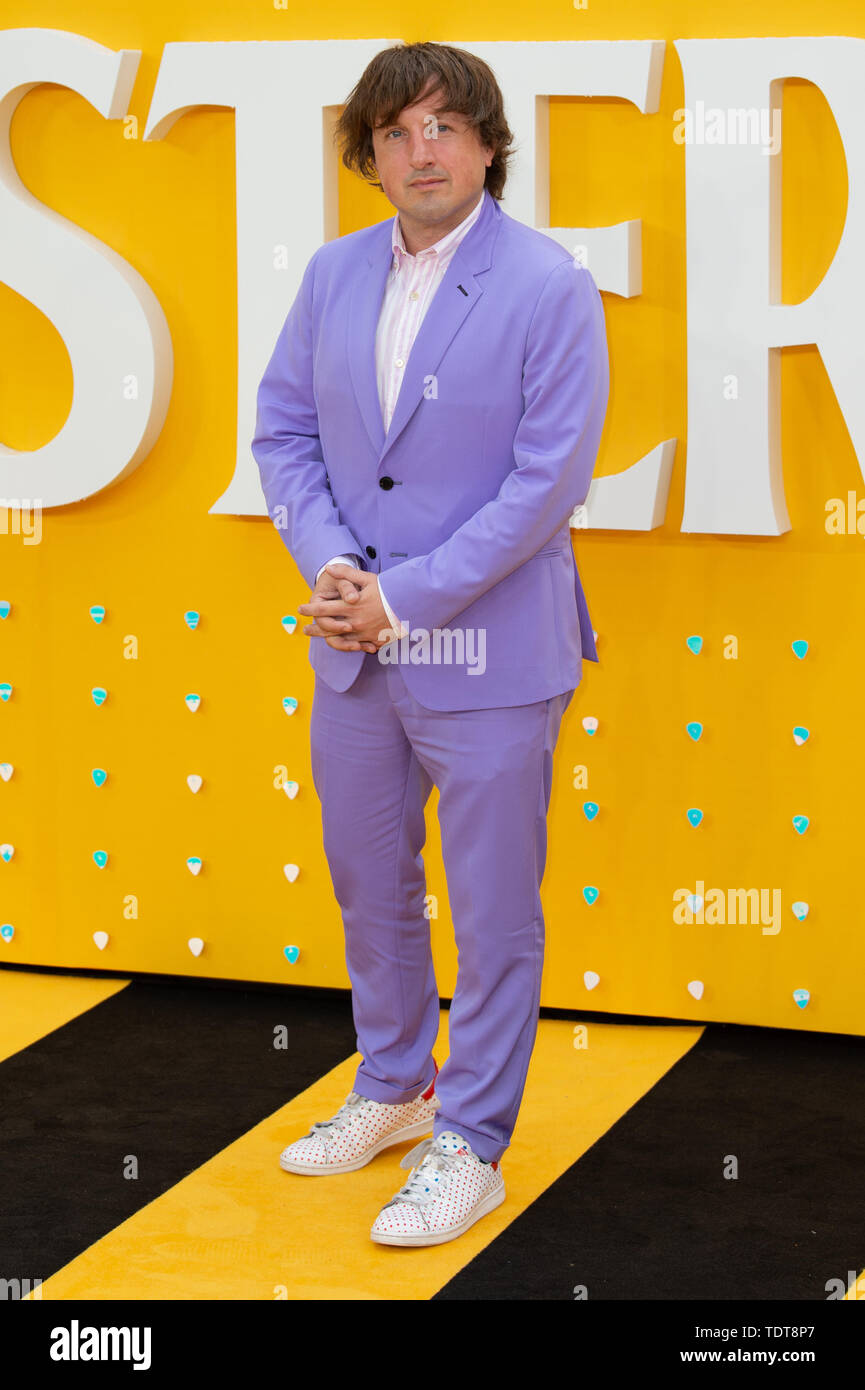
[252, 41, 609, 1247]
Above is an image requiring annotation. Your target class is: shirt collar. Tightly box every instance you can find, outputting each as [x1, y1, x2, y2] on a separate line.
[391, 189, 486, 265]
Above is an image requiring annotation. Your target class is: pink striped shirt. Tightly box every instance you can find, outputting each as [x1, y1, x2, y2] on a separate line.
[318, 190, 486, 638]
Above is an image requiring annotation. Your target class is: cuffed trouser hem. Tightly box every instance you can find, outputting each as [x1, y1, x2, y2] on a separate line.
[433, 1115, 506, 1165]
[352, 1063, 437, 1106]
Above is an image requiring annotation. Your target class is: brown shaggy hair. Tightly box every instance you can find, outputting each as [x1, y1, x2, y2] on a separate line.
[334, 42, 515, 201]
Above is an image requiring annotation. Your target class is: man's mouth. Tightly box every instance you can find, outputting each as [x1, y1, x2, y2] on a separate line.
[411, 178, 446, 188]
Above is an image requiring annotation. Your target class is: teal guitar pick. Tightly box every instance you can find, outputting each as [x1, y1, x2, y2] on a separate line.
[0, 601, 9, 620]
[687, 808, 703, 827]
[93, 850, 108, 868]
[582, 885, 599, 905]
[686, 722, 703, 741]
[792, 727, 810, 745]
[283, 697, 298, 716]
[791, 639, 808, 659]
[91, 687, 107, 706]
[792, 815, 809, 835]
[0, 844, 13, 862]
[791, 901, 809, 921]
[686, 635, 703, 654]
[184, 611, 200, 631]
[686, 894, 704, 914]
[582, 801, 599, 821]
[0, 684, 12, 702]
[284, 945, 300, 964]
[91, 768, 107, 787]
[281, 616, 297, 635]
[792, 988, 810, 1009]
[0, 924, 13, 942]
[89, 605, 105, 624]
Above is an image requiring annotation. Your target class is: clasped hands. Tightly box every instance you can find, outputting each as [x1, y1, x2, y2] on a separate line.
[297, 563, 397, 654]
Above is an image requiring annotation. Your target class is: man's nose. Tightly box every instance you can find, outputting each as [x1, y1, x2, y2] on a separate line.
[406, 128, 438, 165]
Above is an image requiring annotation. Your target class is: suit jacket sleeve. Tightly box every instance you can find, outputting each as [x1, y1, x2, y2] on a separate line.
[251, 250, 366, 589]
[379, 258, 609, 635]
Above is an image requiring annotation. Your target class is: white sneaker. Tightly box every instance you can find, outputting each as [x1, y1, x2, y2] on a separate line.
[370, 1130, 505, 1246]
[279, 1068, 439, 1175]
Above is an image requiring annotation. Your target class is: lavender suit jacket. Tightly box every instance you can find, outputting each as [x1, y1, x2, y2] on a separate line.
[251, 187, 609, 711]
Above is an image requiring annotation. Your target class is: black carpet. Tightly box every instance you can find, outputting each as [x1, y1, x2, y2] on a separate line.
[434, 1022, 865, 1300]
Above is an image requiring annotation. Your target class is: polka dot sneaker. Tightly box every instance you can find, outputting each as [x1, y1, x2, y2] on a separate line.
[279, 1066, 440, 1175]
[370, 1130, 505, 1246]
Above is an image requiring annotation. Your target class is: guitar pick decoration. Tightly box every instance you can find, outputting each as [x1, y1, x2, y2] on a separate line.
[0, 764, 12, 781]
[187, 937, 204, 957]
[582, 801, 599, 821]
[284, 945, 300, 964]
[583, 970, 600, 991]
[184, 610, 200, 631]
[283, 780, 299, 800]
[792, 727, 810, 745]
[687, 808, 703, 827]
[687, 979, 704, 1000]
[281, 616, 297, 635]
[89, 605, 106, 625]
[0, 844, 13, 863]
[0, 684, 12, 702]
[187, 775, 203, 794]
[282, 697, 298, 716]
[686, 635, 703, 654]
[792, 901, 809, 921]
[686, 894, 704, 914]
[686, 722, 703, 741]
[283, 864, 299, 883]
[791, 639, 809, 660]
[186, 857, 202, 876]
[93, 851, 108, 868]
[582, 716, 598, 736]
[0, 601, 9, 620]
[91, 687, 107, 706]
[0, 924, 13, 942]
[93, 931, 109, 951]
[792, 815, 809, 835]
[185, 694, 201, 713]
[582, 885, 599, 905]
[91, 768, 107, 787]
[793, 988, 810, 1009]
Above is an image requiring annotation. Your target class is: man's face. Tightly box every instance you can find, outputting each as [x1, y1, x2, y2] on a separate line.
[370, 83, 494, 242]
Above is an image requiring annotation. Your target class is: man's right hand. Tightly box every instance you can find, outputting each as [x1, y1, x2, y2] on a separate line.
[303, 566, 378, 654]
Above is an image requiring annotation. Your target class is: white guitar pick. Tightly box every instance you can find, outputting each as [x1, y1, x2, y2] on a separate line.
[187, 775, 203, 794]
[582, 716, 598, 735]
[188, 937, 204, 957]
[0, 764, 12, 782]
[583, 970, 600, 991]
[283, 780, 299, 800]
[186, 857, 202, 876]
[283, 864, 299, 883]
[0, 844, 13, 862]
[687, 979, 704, 1000]
[93, 931, 109, 951]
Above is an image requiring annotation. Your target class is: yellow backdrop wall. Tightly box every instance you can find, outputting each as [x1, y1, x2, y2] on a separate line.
[1, 0, 863, 1035]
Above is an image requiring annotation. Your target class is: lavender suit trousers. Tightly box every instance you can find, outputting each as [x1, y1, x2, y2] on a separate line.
[309, 649, 574, 1163]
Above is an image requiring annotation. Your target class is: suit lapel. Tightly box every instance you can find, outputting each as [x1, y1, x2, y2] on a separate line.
[346, 188, 502, 465]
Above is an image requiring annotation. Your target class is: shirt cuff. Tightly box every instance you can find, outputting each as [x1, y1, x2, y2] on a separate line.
[377, 576, 409, 640]
[314, 554, 363, 584]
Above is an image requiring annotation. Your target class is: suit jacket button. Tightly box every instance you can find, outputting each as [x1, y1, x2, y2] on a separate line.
[365, 545, 377, 559]
[379, 476, 394, 490]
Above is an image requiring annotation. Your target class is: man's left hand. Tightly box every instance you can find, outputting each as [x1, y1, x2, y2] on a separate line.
[298, 564, 397, 654]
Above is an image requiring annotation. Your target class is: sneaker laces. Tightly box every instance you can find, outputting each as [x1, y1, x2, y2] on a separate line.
[309, 1091, 368, 1136]
[386, 1136, 470, 1208]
